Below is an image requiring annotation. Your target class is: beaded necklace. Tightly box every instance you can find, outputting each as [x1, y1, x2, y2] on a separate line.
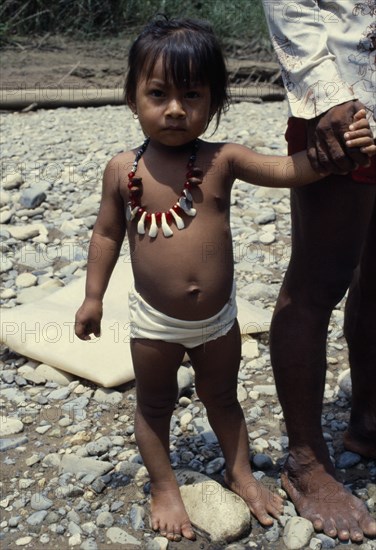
[126, 138, 203, 238]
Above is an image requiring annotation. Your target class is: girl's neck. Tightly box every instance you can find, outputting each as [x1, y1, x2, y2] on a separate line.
[146, 138, 201, 155]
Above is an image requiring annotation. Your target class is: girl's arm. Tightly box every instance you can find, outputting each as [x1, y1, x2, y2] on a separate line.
[75, 157, 126, 340]
[230, 111, 375, 188]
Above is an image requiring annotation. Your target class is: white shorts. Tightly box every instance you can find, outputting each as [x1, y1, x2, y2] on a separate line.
[128, 284, 237, 349]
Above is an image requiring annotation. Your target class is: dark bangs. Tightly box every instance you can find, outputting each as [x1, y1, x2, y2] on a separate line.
[125, 18, 229, 130]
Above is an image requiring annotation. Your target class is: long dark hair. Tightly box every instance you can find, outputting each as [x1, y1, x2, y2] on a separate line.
[124, 16, 229, 130]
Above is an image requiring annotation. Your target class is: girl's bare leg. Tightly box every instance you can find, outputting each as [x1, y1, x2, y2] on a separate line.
[189, 321, 283, 526]
[131, 338, 196, 542]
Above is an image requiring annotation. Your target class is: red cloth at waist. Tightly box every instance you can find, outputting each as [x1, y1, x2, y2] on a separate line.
[285, 117, 375, 184]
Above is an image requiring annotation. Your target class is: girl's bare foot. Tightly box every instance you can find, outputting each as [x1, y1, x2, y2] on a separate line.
[282, 452, 376, 542]
[150, 480, 196, 541]
[343, 428, 376, 459]
[224, 472, 284, 526]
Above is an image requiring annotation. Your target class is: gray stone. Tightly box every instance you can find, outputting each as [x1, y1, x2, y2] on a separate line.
[338, 369, 352, 397]
[0, 210, 12, 224]
[56, 484, 84, 499]
[254, 208, 276, 224]
[283, 517, 314, 549]
[106, 526, 141, 546]
[0, 416, 24, 437]
[27, 510, 48, 526]
[96, 511, 114, 528]
[316, 533, 337, 548]
[2, 172, 24, 190]
[192, 416, 218, 445]
[205, 457, 225, 475]
[253, 384, 277, 396]
[80, 539, 98, 550]
[177, 365, 194, 396]
[93, 388, 123, 405]
[20, 185, 47, 209]
[310, 537, 323, 550]
[30, 493, 53, 511]
[35, 363, 75, 385]
[336, 451, 361, 469]
[59, 455, 113, 477]
[15, 272, 37, 288]
[86, 436, 112, 456]
[176, 469, 250, 543]
[48, 387, 72, 400]
[0, 257, 13, 272]
[264, 520, 280, 542]
[15, 536, 33, 546]
[0, 435, 28, 451]
[252, 453, 273, 470]
[129, 504, 145, 530]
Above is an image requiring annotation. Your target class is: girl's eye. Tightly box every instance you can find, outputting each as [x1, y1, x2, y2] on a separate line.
[150, 89, 164, 97]
[185, 91, 200, 99]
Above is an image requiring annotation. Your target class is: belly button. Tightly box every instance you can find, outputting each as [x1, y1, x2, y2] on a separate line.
[187, 286, 201, 296]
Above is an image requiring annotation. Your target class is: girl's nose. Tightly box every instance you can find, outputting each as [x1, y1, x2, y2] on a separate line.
[166, 98, 185, 117]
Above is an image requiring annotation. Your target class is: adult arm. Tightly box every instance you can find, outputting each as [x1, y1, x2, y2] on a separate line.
[261, 0, 371, 172]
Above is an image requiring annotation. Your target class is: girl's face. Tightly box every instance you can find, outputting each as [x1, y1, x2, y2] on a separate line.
[130, 56, 212, 147]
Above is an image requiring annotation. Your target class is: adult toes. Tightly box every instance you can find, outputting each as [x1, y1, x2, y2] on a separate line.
[322, 517, 337, 539]
[361, 516, 376, 538]
[335, 518, 351, 541]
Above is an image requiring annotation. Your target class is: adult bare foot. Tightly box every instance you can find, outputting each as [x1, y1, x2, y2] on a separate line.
[150, 480, 196, 541]
[224, 472, 284, 526]
[282, 452, 376, 542]
[343, 429, 376, 459]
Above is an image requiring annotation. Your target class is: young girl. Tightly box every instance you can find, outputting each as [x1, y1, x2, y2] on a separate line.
[75, 17, 376, 542]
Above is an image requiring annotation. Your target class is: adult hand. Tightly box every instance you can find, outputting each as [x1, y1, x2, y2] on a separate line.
[307, 100, 371, 174]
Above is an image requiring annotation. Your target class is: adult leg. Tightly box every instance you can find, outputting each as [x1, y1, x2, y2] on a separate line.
[270, 175, 376, 542]
[188, 321, 283, 526]
[131, 338, 195, 541]
[344, 199, 376, 458]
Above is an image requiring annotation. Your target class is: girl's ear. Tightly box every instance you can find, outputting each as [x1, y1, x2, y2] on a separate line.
[128, 102, 137, 115]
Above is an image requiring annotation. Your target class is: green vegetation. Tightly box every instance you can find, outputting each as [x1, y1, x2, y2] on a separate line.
[1, 0, 270, 47]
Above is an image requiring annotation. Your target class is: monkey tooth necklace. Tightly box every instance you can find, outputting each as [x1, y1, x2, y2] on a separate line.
[126, 138, 203, 238]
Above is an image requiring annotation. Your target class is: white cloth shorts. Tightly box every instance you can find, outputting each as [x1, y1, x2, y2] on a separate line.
[128, 284, 237, 348]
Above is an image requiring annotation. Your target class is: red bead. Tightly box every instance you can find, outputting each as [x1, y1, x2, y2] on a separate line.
[165, 211, 172, 223]
[127, 181, 133, 188]
[184, 181, 191, 189]
[173, 204, 183, 215]
[156, 212, 162, 224]
[146, 213, 152, 222]
[138, 207, 145, 215]
[128, 172, 135, 179]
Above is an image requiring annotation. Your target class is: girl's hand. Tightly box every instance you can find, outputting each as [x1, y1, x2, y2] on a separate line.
[75, 298, 103, 340]
[344, 109, 376, 158]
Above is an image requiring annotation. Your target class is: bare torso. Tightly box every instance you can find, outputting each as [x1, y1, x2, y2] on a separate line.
[118, 141, 235, 320]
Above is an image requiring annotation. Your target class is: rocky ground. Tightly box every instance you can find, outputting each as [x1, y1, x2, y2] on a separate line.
[1, 88, 376, 549]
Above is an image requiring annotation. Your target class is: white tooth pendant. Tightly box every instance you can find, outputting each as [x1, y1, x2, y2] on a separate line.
[179, 196, 196, 217]
[127, 205, 140, 221]
[169, 207, 185, 229]
[161, 213, 173, 237]
[128, 138, 201, 237]
[137, 210, 147, 234]
[148, 213, 158, 238]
